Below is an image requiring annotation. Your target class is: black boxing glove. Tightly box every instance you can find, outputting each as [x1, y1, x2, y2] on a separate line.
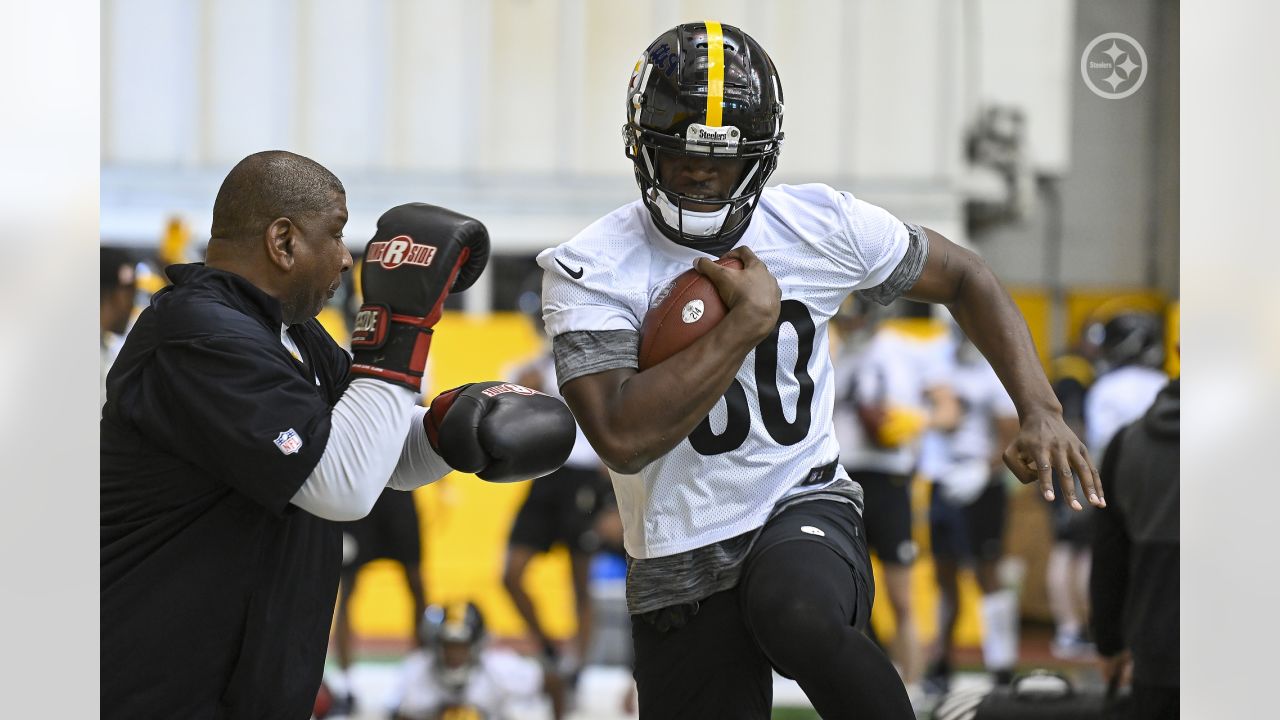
[349, 203, 490, 391]
[424, 382, 577, 483]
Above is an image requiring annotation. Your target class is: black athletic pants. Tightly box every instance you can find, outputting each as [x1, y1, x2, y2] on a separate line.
[631, 499, 914, 719]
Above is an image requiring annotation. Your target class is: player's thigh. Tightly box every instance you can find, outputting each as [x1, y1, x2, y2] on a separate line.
[745, 499, 875, 631]
[631, 590, 773, 720]
[555, 467, 608, 554]
[508, 477, 559, 553]
[928, 483, 970, 564]
[963, 477, 1008, 562]
[375, 490, 423, 565]
[855, 470, 917, 566]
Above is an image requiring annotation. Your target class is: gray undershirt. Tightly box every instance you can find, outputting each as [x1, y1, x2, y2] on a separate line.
[549, 224, 928, 616]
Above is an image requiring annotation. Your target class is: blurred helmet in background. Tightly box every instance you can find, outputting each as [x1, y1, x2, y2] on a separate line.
[1084, 311, 1164, 373]
[516, 269, 545, 337]
[420, 602, 486, 691]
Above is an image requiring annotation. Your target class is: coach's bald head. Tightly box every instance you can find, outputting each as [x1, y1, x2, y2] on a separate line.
[206, 150, 352, 324]
[210, 150, 345, 242]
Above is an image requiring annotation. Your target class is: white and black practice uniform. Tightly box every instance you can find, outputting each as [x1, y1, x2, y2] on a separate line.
[833, 319, 954, 566]
[929, 355, 1018, 562]
[1084, 365, 1169, 456]
[538, 183, 929, 615]
[393, 648, 544, 720]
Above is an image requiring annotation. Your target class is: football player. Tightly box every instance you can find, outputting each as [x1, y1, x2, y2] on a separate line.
[1051, 309, 1168, 658]
[833, 299, 960, 702]
[1084, 311, 1169, 456]
[537, 22, 1102, 719]
[925, 337, 1022, 691]
[391, 602, 557, 720]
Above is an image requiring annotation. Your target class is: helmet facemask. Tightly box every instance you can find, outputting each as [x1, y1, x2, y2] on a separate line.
[626, 124, 777, 251]
[623, 22, 784, 253]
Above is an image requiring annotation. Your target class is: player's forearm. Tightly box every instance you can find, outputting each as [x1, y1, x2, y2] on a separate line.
[945, 267, 1061, 421]
[289, 378, 416, 520]
[594, 314, 763, 473]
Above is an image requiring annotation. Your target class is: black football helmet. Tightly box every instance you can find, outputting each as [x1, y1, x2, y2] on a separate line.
[1084, 311, 1164, 372]
[420, 602, 486, 691]
[623, 21, 784, 252]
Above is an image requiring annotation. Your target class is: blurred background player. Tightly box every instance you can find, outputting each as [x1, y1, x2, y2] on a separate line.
[924, 336, 1021, 693]
[503, 278, 618, 689]
[1051, 308, 1167, 659]
[833, 298, 961, 703]
[328, 487, 430, 716]
[391, 602, 559, 720]
[1084, 310, 1168, 456]
[1044, 346, 1099, 660]
[1090, 377, 1180, 720]
[100, 247, 137, 410]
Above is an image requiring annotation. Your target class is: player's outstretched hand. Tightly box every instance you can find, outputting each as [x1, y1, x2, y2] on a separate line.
[693, 246, 780, 342]
[1002, 410, 1104, 510]
[349, 203, 490, 391]
[424, 382, 576, 483]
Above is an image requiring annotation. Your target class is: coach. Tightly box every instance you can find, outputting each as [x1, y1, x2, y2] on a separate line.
[101, 151, 575, 719]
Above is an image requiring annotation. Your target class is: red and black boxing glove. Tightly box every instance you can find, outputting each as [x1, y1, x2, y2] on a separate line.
[424, 382, 577, 483]
[349, 203, 489, 391]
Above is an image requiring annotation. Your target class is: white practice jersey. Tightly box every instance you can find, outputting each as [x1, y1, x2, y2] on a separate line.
[393, 648, 543, 720]
[1084, 365, 1168, 454]
[539, 183, 913, 559]
[946, 357, 1018, 464]
[833, 320, 955, 476]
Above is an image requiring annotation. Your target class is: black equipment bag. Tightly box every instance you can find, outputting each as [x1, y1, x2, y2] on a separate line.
[934, 670, 1131, 720]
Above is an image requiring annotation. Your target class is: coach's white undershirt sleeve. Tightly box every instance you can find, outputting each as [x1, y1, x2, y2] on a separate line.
[289, 378, 419, 521]
[386, 405, 453, 491]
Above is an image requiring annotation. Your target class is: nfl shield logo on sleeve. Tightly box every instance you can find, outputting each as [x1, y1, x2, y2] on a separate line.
[274, 428, 304, 455]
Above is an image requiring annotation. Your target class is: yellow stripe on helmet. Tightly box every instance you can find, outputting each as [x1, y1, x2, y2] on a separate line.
[445, 602, 465, 626]
[704, 21, 724, 127]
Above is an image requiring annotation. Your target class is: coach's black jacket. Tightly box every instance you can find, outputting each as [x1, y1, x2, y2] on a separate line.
[101, 264, 351, 719]
[1090, 378, 1179, 688]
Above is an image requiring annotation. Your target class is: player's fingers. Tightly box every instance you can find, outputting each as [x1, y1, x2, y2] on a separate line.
[725, 245, 760, 267]
[1053, 445, 1082, 511]
[692, 258, 746, 306]
[1003, 445, 1035, 485]
[1034, 449, 1057, 503]
[1071, 444, 1105, 508]
[693, 256, 731, 281]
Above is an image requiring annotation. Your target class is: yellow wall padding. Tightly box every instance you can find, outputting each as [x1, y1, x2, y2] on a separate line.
[346, 312, 582, 640]
[1066, 289, 1167, 348]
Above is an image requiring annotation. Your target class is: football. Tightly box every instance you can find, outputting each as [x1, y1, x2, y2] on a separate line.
[638, 257, 742, 370]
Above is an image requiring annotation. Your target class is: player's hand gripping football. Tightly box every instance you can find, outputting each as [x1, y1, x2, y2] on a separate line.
[349, 203, 490, 391]
[693, 246, 781, 343]
[1002, 409, 1104, 510]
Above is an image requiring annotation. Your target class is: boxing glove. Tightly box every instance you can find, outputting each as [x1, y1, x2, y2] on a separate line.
[349, 203, 490, 391]
[424, 382, 577, 483]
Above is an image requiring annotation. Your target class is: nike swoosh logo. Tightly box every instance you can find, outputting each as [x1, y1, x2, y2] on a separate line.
[555, 258, 584, 280]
